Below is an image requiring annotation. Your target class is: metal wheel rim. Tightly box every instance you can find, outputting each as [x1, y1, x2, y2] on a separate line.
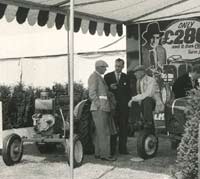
[74, 140, 83, 163]
[10, 139, 22, 162]
[144, 135, 157, 155]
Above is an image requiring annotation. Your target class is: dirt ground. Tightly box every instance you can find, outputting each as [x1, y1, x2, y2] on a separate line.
[0, 135, 177, 179]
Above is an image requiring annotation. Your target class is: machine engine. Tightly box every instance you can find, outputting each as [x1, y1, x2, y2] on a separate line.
[32, 93, 56, 135]
[32, 113, 55, 134]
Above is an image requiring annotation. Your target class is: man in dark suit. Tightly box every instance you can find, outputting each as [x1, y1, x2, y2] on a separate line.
[104, 58, 130, 155]
[172, 65, 200, 98]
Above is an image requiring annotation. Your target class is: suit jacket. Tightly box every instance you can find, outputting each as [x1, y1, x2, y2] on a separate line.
[132, 75, 164, 113]
[104, 71, 130, 107]
[172, 73, 198, 98]
[88, 71, 110, 112]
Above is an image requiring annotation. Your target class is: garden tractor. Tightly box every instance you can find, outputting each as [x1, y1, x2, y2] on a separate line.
[136, 56, 200, 159]
[2, 91, 84, 167]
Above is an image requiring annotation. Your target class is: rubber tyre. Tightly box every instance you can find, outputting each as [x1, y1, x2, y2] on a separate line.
[78, 100, 94, 154]
[137, 130, 158, 159]
[66, 135, 84, 168]
[2, 134, 23, 166]
[36, 143, 57, 154]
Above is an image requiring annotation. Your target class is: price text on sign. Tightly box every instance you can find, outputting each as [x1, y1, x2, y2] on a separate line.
[164, 28, 200, 45]
[162, 19, 200, 59]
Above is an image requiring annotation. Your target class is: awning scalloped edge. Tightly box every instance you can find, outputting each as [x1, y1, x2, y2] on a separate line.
[0, 3, 123, 36]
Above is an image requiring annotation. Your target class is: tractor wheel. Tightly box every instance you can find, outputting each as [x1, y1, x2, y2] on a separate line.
[36, 143, 57, 154]
[78, 100, 94, 154]
[137, 130, 158, 159]
[161, 84, 173, 104]
[2, 134, 23, 166]
[66, 135, 84, 168]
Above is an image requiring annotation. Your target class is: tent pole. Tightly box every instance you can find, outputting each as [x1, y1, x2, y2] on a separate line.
[69, 0, 74, 179]
[138, 24, 141, 65]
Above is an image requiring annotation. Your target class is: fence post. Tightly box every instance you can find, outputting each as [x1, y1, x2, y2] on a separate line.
[0, 102, 2, 149]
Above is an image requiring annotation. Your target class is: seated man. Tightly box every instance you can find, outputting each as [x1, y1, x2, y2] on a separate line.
[172, 65, 200, 99]
[128, 65, 164, 131]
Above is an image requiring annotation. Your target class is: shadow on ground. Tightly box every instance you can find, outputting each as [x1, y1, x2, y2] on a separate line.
[18, 134, 176, 176]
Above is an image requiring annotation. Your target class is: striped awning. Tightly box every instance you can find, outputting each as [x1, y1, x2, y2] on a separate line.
[0, 0, 200, 36]
[0, 1, 123, 36]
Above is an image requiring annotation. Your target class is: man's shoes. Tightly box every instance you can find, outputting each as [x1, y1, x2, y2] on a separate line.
[101, 156, 117, 161]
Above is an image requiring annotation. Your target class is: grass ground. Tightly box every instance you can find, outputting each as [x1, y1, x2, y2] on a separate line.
[0, 135, 176, 179]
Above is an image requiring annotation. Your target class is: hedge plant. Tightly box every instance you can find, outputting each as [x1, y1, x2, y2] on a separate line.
[176, 89, 200, 179]
[1, 82, 87, 130]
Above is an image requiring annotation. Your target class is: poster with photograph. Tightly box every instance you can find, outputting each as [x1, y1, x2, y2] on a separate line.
[140, 18, 200, 70]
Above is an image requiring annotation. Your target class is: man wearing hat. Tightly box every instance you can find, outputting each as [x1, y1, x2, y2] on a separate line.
[128, 65, 164, 131]
[88, 60, 116, 161]
[142, 22, 166, 70]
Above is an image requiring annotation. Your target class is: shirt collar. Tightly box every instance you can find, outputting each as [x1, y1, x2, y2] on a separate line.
[95, 70, 102, 77]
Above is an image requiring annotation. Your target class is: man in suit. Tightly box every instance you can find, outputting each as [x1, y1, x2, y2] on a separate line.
[172, 65, 200, 98]
[88, 60, 116, 161]
[104, 58, 130, 155]
[128, 65, 164, 131]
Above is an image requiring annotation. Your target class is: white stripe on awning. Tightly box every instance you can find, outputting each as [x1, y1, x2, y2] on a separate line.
[96, 22, 104, 36]
[27, 9, 39, 26]
[81, 19, 89, 34]
[110, 24, 117, 36]
[47, 12, 56, 28]
[5, 5, 18, 22]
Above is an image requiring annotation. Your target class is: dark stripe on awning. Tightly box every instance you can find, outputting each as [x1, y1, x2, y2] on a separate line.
[116, 24, 123, 37]
[0, 3, 7, 19]
[55, 13, 65, 29]
[89, 21, 97, 35]
[38, 10, 49, 26]
[16, 7, 29, 24]
[104, 23, 110, 36]
[74, 18, 81, 32]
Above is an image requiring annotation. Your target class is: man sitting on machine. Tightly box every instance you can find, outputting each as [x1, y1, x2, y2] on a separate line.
[128, 65, 164, 131]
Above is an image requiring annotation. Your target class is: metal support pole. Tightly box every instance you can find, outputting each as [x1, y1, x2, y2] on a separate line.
[198, 122, 200, 179]
[69, 0, 74, 179]
[138, 24, 141, 65]
[0, 102, 2, 149]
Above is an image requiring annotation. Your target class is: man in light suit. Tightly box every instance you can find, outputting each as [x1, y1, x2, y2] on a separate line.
[128, 65, 164, 131]
[88, 60, 116, 161]
[104, 58, 130, 155]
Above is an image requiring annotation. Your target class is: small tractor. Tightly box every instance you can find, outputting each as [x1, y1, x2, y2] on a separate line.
[2, 91, 84, 167]
[135, 56, 200, 159]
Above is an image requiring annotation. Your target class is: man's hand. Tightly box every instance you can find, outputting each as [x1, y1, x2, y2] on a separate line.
[128, 99, 133, 107]
[110, 83, 118, 90]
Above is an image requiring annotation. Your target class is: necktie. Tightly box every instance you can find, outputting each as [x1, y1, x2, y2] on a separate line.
[116, 73, 120, 83]
[150, 50, 156, 67]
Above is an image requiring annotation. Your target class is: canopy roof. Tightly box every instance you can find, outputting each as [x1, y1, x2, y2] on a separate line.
[0, 0, 200, 36]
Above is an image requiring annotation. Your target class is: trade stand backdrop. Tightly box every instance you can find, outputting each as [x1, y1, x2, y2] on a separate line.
[127, 17, 200, 72]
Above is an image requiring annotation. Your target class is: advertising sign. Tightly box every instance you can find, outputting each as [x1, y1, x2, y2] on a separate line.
[163, 19, 200, 59]
[140, 18, 200, 70]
